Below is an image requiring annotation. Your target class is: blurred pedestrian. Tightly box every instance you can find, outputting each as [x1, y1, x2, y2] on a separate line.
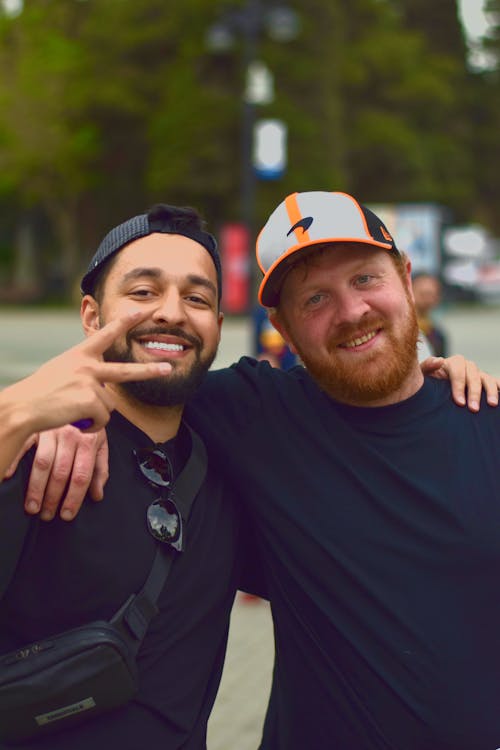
[252, 303, 298, 369]
[412, 271, 448, 357]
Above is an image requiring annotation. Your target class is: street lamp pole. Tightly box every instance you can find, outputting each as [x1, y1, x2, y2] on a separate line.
[206, 2, 299, 308]
[240, 0, 260, 245]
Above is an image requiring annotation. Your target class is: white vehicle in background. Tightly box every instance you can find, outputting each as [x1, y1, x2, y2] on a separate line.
[442, 225, 500, 303]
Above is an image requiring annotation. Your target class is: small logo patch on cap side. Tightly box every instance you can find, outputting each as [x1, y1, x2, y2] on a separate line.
[380, 225, 393, 242]
[287, 217, 313, 236]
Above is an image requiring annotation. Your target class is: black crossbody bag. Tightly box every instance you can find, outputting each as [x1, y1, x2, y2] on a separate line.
[0, 426, 207, 746]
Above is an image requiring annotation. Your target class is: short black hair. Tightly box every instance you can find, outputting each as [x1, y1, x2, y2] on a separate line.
[81, 203, 222, 304]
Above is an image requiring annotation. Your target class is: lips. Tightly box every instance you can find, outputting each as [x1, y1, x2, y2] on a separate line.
[134, 335, 192, 361]
[130, 326, 200, 351]
[339, 329, 379, 349]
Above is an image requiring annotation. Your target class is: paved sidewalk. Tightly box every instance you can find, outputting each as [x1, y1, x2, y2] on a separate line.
[207, 594, 274, 750]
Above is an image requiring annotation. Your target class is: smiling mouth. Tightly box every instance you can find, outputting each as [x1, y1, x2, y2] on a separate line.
[131, 327, 200, 355]
[340, 330, 379, 349]
[142, 341, 186, 352]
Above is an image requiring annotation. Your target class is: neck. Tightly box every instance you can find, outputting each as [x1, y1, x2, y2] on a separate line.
[109, 385, 183, 442]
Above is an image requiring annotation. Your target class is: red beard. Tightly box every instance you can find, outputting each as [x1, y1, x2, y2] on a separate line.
[296, 303, 420, 406]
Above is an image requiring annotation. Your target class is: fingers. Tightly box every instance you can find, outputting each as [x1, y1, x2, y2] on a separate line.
[93, 360, 172, 383]
[81, 311, 151, 356]
[441, 354, 469, 408]
[57, 431, 106, 521]
[447, 357, 498, 412]
[419, 356, 444, 374]
[24, 429, 62, 516]
[427, 354, 500, 412]
[88, 433, 109, 502]
[479, 372, 500, 408]
[23, 425, 107, 521]
[4, 434, 37, 479]
[39, 428, 103, 521]
[75, 379, 117, 433]
[462, 358, 484, 412]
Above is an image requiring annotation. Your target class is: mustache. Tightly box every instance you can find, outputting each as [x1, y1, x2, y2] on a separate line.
[127, 326, 202, 349]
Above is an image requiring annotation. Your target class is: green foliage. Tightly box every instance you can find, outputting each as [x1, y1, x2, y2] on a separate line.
[0, 0, 496, 297]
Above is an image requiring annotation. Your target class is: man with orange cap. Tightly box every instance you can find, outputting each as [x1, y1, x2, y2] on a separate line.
[14, 192, 500, 750]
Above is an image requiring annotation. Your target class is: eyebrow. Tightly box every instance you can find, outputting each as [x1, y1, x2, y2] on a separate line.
[186, 274, 217, 297]
[119, 267, 217, 297]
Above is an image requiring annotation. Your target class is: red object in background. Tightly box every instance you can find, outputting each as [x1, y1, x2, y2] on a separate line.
[219, 223, 251, 314]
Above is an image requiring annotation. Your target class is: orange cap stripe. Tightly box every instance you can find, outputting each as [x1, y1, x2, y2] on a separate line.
[285, 193, 312, 245]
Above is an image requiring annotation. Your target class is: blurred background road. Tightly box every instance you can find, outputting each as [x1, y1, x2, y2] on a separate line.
[1, 303, 500, 748]
[1, 303, 500, 384]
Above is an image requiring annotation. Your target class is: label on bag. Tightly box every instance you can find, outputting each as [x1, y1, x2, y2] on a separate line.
[35, 697, 96, 725]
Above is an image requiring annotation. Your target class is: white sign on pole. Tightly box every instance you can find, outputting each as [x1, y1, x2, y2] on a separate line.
[253, 119, 287, 180]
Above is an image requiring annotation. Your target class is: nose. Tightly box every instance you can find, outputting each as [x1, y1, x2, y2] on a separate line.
[151, 289, 187, 326]
[332, 289, 371, 327]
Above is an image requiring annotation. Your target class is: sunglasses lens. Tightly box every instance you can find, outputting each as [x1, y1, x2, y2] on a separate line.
[136, 449, 172, 487]
[147, 499, 182, 550]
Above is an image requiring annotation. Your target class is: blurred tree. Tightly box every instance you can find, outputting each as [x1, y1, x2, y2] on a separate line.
[0, 0, 240, 296]
[239, 0, 478, 225]
[138, 0, 240, 226]
[399, 0, 467, 57]
[394, 0, 479, 218]
[0, 0, 100, 296]
[467, 0, 500, 232]
[0, 0, 495, 299]
[340, 0, 474, 212]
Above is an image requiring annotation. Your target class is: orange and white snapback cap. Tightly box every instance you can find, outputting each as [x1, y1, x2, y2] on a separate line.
[257, 190, 399, 306]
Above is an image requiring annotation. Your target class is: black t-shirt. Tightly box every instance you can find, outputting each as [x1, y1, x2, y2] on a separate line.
[187, 358, 500, 750]
[0, 412, 244, 750]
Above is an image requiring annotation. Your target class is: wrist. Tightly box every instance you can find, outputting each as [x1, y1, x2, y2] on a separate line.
[0, 386, 38, 440]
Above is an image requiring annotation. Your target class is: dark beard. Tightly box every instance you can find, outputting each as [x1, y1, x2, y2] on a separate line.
[296, 300, 420, 406]
[103, 325, 216, 407]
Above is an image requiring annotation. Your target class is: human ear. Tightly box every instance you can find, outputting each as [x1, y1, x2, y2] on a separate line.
[80, 296, 101, 337]
[269, 310, 299, 356]
[403, 255, 415, 303]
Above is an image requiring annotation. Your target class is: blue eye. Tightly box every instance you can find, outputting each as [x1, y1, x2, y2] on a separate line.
[307, 293, 323, 306]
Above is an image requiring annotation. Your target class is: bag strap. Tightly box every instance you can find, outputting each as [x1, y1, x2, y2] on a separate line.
[112, 424, 208, 650]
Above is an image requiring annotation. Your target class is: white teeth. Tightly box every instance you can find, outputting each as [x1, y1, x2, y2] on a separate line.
[343, 331, 377, 349]
[143, 342, 184, 352]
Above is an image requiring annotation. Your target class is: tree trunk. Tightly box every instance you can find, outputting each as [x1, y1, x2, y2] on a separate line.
[44, 197, 82, 301]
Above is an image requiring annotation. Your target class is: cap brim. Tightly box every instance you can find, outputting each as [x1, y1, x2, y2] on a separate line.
[258, 237, 393, 307]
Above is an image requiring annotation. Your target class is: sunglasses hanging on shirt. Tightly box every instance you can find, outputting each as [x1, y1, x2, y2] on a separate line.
[134, 447, 183, 552]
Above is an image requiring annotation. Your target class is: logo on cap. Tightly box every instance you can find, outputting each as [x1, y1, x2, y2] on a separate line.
[287, 217, 313, 236]
[380, 225, 393, 242]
